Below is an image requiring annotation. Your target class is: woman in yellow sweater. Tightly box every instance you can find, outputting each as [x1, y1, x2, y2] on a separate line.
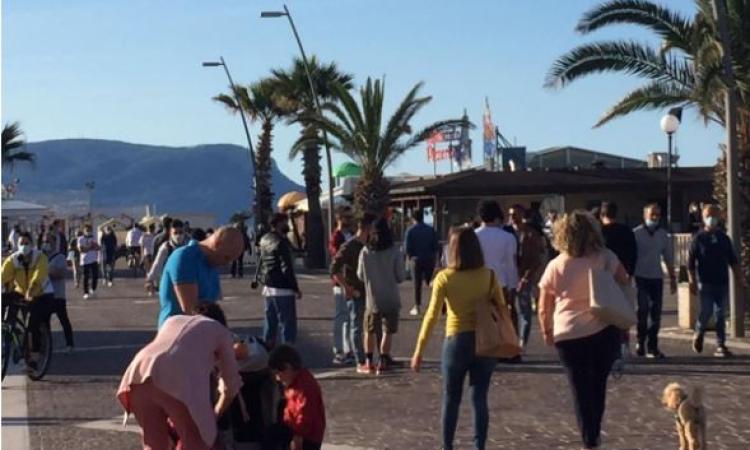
[411, 227, 505, 450]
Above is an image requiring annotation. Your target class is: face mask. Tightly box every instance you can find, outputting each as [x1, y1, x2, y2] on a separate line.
[704, 216, 719, 229]
[85, 231, 93, 237]
[41, 243, 53, 253]
[171, 234, 186, 245]
[645, 219, 659, 228]
[19, 244, 32, 255]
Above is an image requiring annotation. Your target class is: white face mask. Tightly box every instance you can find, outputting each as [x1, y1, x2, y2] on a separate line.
[704, 216, 719, 229]
[19, 244, 32, 255]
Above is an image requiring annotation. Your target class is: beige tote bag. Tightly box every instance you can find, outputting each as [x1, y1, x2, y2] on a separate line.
[588, 255, 637, 330]
[475, 271, 522, 358]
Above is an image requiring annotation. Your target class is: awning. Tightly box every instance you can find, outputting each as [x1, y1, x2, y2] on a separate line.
[1, 199, 52, 220]
[277, 191, 306, 211]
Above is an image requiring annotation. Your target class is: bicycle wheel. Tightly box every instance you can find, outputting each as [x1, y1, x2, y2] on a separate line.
[26, 324, 53, 381]
[2, 325, 12, 381]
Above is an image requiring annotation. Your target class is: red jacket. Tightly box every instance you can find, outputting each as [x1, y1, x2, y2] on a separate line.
[283, 368, 326, 444]
[328, 229, 347, 257]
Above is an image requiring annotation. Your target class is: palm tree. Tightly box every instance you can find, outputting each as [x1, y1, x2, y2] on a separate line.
[271, 56, 353, 268]
[214, 79, 285, 229]
[297, 77, 465, 216]
[545, 0, 750, 294]
[2, 122, 35, 172]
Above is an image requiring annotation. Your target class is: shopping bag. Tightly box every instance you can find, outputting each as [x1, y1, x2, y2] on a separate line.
[475, 271, 522, 358]
[588, 268, 637, 330]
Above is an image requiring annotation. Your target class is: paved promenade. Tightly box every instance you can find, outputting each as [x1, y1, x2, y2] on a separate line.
[2, 272, 749, 449]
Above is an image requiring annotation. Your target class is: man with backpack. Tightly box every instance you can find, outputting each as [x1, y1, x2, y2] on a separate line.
[146, 219, 187, 294]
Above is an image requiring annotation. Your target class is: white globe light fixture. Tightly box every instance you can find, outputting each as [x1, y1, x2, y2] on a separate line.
[660, 113, 680, 134]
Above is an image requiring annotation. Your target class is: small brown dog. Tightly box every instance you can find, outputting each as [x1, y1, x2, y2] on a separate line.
[662, 383, 707, 450]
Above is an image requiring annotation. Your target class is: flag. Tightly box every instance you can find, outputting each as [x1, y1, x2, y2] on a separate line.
[483, 98, 495, 161]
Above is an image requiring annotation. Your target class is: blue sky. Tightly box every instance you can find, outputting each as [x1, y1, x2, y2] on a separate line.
[2, 0, 725, 185]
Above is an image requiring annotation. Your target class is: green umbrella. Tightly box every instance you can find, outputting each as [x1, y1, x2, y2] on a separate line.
[333, 162, 362, 178]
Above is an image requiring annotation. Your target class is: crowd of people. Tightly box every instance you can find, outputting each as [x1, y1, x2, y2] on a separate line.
[2, 198, 741, 450]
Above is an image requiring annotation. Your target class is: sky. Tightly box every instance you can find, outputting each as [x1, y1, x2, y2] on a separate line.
[2, 0, 726, 185]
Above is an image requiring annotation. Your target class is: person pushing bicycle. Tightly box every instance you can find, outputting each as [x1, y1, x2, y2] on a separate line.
[2, 231, 54, 370]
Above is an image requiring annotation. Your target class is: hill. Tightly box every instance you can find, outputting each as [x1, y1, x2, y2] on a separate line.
[2, 139, 302, 222]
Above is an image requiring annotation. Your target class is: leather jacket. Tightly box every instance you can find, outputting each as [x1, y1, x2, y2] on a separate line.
[255, 231, 299, 291]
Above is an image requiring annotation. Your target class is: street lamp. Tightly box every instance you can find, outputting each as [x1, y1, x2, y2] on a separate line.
[261, 4, 336, 242]
[660, 107, 681, 230]
[202, 57, 259, 223]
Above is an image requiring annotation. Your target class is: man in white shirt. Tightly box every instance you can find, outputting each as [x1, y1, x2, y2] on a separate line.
[474, 200, 520, 344]
[140, 224, 156, 273]
[8, 225, 21, 252]
[125, 225, 143, 270]
[77, 224, 100, 299]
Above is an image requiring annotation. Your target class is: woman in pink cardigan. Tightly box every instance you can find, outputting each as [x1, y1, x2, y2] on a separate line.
[117, 303, 242, 450]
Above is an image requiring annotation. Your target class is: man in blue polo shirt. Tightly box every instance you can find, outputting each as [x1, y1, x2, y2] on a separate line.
[158, 226, 244, 328]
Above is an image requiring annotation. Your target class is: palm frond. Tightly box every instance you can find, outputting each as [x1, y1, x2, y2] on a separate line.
[576, 0, 694, 51]
[546, 40, 696, 90]
[594, 81, 692, 126]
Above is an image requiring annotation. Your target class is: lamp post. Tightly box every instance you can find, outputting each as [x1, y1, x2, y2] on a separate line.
[84, 181, 95, 219]
[660, 108, 681, 230]
[202, 57, 258, 222]
[261, 4, 336, 240]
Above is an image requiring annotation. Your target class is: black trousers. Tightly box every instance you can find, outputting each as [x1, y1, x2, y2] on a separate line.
[556, 326, 620, 448]
[27, 294, 54, 353]
[635, 277, 663, 351]
[231, 252, 244, 278]
[82, 262, 99, 294]
[410, 258, 435, 307]
[51, 297, 74, 347]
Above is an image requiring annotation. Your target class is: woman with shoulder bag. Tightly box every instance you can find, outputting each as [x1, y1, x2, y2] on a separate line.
[411, 227, 506, 450]
[538, 210, 629, 450]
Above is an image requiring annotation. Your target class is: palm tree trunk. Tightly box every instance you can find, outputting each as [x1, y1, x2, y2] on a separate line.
[256, 120, 275, 229]
[714, 109, 750, 313]
[301, 125, 326, 268]
[355, 167, 390, 217]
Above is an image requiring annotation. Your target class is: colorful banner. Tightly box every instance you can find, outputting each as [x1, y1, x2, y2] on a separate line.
[483, 98, 495, 160]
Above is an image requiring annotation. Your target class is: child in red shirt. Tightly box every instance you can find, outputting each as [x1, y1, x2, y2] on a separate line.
[268, 345, 326, 450]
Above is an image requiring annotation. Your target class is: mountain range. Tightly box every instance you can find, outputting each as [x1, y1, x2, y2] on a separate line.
[2, 139, 302, 222]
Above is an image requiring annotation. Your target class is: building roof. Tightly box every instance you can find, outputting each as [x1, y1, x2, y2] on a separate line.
[528, 146, 646, 165]
[390, 166, 712, 198]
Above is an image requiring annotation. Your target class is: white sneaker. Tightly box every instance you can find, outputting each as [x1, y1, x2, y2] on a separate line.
[409, 305, 420, 316]
[107, 281, 113, 287]
[83, 293, 90, 300]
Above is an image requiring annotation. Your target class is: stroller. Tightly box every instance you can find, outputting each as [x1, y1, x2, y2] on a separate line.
[219, 336, 287, 450]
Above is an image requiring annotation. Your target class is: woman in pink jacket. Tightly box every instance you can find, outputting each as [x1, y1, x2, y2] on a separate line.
[117, 303, 242, 450]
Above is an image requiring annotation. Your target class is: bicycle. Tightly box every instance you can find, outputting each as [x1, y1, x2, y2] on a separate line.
[2, 294, 53, 381]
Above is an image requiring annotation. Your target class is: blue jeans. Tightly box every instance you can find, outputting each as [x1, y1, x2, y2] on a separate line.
[635, 277, 663, 351]
[347, 298, 366, 364]
[263, 295, 297, 346]
[441, 332, 497, 450]
[333, 289, 351, 355]
[516, 284, 534, 347]
[695, 283, 729, 346]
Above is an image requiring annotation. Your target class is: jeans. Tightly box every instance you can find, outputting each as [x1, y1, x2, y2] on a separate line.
[410, 258, 435, 307]
[441, 331, 497, 450]
[230, 252, 244, 278]
[695, 283, 729, 346]
[103, 257, 116, 283]
[52, 297, 74, 347]
[347, 298, 366, 364]
[556, 326, 620, 448]
[516, 284, 534, 347]
[82, 262, 99, 294]
[263, 295, 297, 346]
[332, 289, 350, 355]
[635, 277, 663, 351]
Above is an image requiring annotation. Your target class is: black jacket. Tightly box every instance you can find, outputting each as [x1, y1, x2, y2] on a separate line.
[255, 231, 298, 291]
